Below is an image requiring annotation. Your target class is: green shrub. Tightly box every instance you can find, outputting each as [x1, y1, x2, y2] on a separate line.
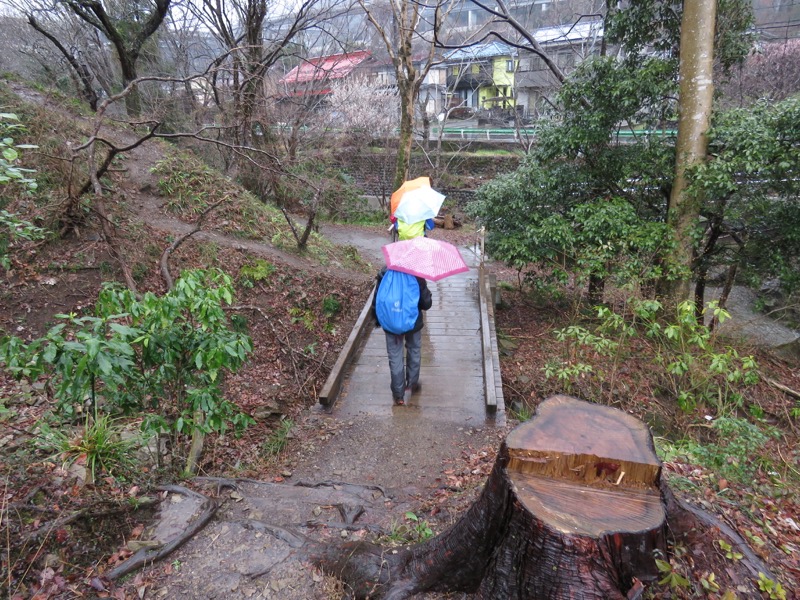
[545, 298, 759, 414]
[695, 417, 777, 482]
[262, 417, 294, 457]
[1, 268, 253, 474]
[322, 295, 341, 317]
[38, 411, 139, 484]
[656, 417, 778, 484]
[239, 259, 275, 288]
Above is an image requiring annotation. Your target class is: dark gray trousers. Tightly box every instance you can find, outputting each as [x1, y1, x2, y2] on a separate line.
[385, 330, 422, 399]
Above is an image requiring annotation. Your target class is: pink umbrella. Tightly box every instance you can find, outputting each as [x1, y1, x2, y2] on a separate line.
[382, 237, 469, 281]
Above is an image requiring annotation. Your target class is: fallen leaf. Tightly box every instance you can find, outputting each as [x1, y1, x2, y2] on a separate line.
[90, 577, 107, 591]
[130, 523, 145, 539]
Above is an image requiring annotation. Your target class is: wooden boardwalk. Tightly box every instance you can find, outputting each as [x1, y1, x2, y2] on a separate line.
[321, 248, 504, 427]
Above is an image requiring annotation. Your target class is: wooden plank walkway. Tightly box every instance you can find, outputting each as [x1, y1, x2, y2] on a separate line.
[325, 250, 504, 426]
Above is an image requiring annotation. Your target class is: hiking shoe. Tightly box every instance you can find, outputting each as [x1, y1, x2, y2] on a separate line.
[410, 383, 421, 394]
[393, 397, 405, 406]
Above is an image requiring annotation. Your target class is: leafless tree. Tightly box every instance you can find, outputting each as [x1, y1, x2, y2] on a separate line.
[4, 0, 171, 115]
[359, 0, 454, 192]
[718, 39, 800, 107]
[187, 0, 344, 147]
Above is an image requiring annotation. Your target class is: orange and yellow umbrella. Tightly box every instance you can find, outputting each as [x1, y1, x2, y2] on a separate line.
[390, 177, 431, 217]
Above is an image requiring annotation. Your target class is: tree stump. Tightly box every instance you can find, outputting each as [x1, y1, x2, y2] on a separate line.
[313, 395, 666, 599]
[488, 394, 666, 598]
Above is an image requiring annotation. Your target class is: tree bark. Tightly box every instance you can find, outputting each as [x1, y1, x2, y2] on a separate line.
[394, 79, 416, 191]
[359, 0, 447, 194]
[588, 273, 605, 305]
[64, 0, 171, 117]
[665, 0, 717, 304]
[313, 395, 666, 599]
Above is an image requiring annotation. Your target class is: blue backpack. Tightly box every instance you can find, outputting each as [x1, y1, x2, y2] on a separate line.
[376, 270, 420, 334]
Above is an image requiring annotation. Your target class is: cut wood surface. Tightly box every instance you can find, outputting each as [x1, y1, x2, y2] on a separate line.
[506, 394, 661, 487]
[507, 395, 664, 539]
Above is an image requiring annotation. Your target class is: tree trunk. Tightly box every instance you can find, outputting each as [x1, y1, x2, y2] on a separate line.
[588, 273, 605, 305]
[63, 0, 171, 118]
[710, 263, 738, 331]
[694, 266, 707, 321]
[185, 408, 205, 476]
[665, 0, 717, 304]
[394, 81, 415, 192]
[119, 56, 142, 118]
[313, 395, 666, 599]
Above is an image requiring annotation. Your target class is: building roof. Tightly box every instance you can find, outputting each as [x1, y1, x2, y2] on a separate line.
[279, 50, 371, 85]
[533, 20, 604, 45]
[443, 20, 604, 64]
[444, 41, 513, 62]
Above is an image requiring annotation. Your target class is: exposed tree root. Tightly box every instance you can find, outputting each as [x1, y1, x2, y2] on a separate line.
[237, 518, 307, 548]
[659, 479, 775, 581]
[193, 475, 244, 494]
[312, 541, 411, 600]
[765, 376, 800, 400]
[105, 485, 217, 580]
[334, 502, 365, 525]
[303, 520, 387, 536]
[294, 480, 387, 498]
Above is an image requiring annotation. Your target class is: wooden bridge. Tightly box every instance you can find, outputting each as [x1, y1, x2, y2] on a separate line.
[319, 245, 505, 426]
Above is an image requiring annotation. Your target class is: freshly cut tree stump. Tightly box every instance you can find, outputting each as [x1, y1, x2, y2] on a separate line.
[494, 395, 666, 597]
[313, 395, 666, 599]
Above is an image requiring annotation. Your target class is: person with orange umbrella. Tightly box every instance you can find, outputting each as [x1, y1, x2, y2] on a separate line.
[389, 177, 444, 241]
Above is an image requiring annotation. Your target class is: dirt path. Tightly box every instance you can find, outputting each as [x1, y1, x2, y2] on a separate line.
[100, 125, 502, 597]
[143, 222, 506, 599]
[121, 197, 797, 599]
[6, 80, 798, 600]
[2, 85, 495, 596]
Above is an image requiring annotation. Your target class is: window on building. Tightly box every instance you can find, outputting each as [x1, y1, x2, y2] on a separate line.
[526, 56, 546, 71]
[557, 52, 576, 69]
[506, 60, 516, 72]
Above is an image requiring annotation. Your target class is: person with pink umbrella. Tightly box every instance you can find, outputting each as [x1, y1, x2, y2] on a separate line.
[371, 237, 469, 405]
[371, 267, 432, 405]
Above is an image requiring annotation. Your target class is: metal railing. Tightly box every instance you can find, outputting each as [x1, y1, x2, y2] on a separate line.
[429, 127, 677, 143]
